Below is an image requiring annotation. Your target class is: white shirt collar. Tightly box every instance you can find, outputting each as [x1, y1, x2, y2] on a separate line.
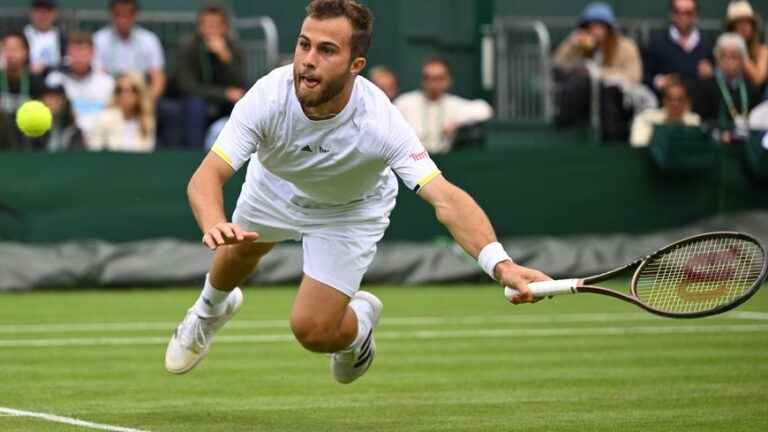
[669, 26, 701, 53]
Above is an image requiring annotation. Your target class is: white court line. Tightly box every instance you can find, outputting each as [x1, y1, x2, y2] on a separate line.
[0, 324, 766, 348]
[1, 311, 766, 334]
[0, 407, 149, 432]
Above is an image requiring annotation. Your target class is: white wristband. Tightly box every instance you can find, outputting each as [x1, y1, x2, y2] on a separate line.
[477, 242, 512, 280]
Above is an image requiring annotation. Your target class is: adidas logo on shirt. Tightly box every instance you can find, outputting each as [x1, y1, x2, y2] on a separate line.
[301, 145, 329, 153]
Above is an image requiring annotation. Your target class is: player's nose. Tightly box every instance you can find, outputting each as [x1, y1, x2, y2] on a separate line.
[303, 49, 320, 68]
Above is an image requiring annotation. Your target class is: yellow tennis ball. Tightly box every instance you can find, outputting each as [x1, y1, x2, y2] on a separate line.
[16, 100, 53, 138]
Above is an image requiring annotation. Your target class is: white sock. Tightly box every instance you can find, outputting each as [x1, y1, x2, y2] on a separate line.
[343, 298, 374, 353]
[193, 274, 233, 318]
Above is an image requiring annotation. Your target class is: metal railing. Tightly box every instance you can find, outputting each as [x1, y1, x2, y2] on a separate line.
[487, 18, 554, 123]
[0, 7, 279, 84]
[486, 16, 728, 127]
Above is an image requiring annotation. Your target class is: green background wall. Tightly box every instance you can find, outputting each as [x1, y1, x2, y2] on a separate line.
[1, 145, 766, 244]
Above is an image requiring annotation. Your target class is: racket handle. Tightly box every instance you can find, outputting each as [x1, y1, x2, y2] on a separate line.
[504, 279, 581, 301]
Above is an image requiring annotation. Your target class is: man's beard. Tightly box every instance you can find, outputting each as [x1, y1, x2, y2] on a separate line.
[295, 70, 350, 108]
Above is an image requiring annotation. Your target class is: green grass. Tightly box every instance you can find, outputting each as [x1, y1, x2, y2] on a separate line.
[1, 284, 767, 431]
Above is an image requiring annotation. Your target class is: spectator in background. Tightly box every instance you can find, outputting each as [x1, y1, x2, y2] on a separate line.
[24, 0, 66, 75]
[94, 0, 165, 100]
[395, 57, 493, 154]
[691, 33, 760, 144]
[552, 3, 646, 141]
[40, 84, 84, 151]
[45, 31, 115, 147]
[630, 80, 701, 147]
[175, 4, 246, 149]
[368, 65, 399, 101]
[643, 0, 713, 94]
[0, 31, 45, 151]
[553, 2, 642, 84]
[94, 0, 185, 148]
[88, 72, 156, 152]
[724, 1, 767, 90]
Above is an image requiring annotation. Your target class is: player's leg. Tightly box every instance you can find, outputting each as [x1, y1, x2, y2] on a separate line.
[165, 241, 275, 374]
[193, 241, 276, 317]
[289, 274, 382, 384]
[290, 275, 359, 353]
[291, 219, 387, 383]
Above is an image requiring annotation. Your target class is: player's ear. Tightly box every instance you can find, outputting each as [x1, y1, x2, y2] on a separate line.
[350, 56, 366, 76]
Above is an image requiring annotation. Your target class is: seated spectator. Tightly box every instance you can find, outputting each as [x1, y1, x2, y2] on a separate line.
[0, 31, 45, 151]
[368, 65, 399, 101]
[88, 72, 156, 152]
[94, 0, 184, 148]
[45, 31, 115, 145]
[643, 0, 714, 94]
[175, 4, 246, 149]
[395, 57, 493, 154]
[630, 80, 701, 147]
[40, 84, 85, 151]
[94, 0, 165, 100]
[552, 3, 646, 140]
[553, 2, 642, 84]
[724, 1, 767, 90]
[24, 0, 66, 75]
[691, 33, 761, 144]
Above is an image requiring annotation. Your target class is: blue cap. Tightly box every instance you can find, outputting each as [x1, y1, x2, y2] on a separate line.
[579, 2, 617, 29]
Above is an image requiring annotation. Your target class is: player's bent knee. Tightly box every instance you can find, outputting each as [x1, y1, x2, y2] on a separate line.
[289, 315, 337, 353]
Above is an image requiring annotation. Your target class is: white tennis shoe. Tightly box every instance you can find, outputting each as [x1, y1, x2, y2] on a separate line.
[331, 291, 383, 384]
[164, 288, 243, 374]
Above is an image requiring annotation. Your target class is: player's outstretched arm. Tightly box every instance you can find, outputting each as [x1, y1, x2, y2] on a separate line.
[188, 152, 259, 250]
[418, 175, 551, 304]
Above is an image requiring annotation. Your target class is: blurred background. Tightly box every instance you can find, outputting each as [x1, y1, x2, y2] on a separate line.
[1, 0, 767, 290]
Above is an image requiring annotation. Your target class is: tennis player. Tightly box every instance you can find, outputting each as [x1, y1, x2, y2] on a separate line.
[165, 0, 551, 383]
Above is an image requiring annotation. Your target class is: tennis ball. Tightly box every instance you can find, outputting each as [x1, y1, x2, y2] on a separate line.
[16, 100, 53, 138]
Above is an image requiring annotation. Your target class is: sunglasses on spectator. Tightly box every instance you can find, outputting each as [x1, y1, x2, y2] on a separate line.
[116, 86, 139, 94]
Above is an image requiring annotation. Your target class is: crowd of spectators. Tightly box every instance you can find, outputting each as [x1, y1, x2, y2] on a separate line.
[0, 0, 246, 153]
[553, 0, 768, 147]
[1, 0, 767, 155]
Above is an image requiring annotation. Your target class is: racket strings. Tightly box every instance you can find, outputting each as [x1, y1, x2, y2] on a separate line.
[634, 237, 764, 314]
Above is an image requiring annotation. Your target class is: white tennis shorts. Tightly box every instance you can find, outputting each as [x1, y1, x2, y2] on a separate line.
[231, 183, 392, 297]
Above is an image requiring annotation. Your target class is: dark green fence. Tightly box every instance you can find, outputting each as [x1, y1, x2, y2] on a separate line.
[1, 142, 765, 243]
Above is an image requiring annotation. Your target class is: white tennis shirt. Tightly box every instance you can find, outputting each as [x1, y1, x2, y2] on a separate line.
[212, 65, 441, 216]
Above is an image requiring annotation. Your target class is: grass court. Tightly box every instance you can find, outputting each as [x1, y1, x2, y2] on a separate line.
[1, 283, 767, 431]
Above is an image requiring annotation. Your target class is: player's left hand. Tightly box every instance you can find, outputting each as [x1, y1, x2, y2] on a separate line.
[494, 260, 552, 304]
[202, 222, 259, 251]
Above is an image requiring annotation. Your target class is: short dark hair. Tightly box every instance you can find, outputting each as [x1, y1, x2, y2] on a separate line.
[305, 0, 374, 59]
[422, 56, 452, 76]
[662, 78, 689, 99]
[198, 4, 230, 25]
[109, 0, 139, 12]
[670, 0, 698, 12]
[68, 31, 93, 47]
[2, 30, 30, 53]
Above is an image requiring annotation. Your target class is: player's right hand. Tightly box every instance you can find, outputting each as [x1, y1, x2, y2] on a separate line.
[202, 223, 259, 251]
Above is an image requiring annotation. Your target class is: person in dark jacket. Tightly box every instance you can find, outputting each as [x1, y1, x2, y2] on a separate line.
[643, 0, 714, 94]
[174, 4, 247, 149]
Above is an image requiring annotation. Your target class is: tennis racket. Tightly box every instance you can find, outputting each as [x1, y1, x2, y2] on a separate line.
[505, 232, 768, 318]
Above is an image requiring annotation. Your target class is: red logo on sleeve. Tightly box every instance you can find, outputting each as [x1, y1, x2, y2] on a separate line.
[410, 150, 428, 161]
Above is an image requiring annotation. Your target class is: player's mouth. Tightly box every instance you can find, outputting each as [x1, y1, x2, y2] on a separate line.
[300, 74, 321, 89]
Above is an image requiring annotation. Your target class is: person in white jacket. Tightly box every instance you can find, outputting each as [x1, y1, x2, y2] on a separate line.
[395, 57, 493, 154]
